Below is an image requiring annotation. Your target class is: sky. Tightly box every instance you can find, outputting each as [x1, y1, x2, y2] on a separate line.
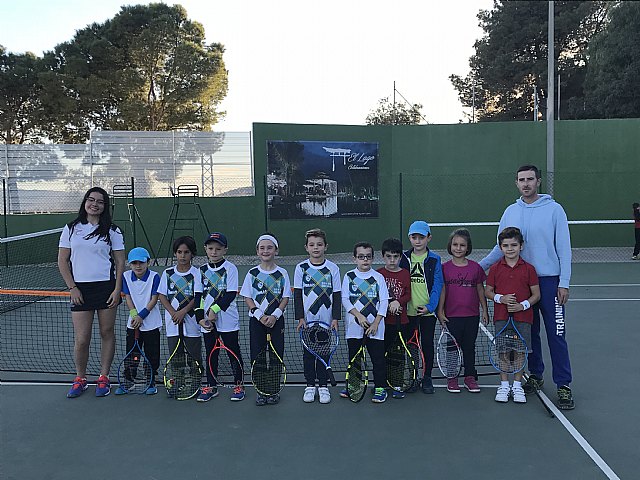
[1, 0, 494, 132]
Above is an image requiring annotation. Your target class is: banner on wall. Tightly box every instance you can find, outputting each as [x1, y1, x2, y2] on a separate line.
[267, 141, 379, 219]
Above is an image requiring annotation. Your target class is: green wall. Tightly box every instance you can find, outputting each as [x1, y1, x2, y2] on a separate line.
[3, 119, 639, 255]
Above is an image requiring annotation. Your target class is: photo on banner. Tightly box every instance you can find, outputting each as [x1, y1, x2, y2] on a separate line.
[267, 140, 378, 219]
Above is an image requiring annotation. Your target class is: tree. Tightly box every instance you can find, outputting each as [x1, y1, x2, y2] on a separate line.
[39, 3, 228, 142]
[582, 1, 640, 118]
[365, 96, 424, 125]
[0, 47, 45, 144]
[450, 1, 610, 122]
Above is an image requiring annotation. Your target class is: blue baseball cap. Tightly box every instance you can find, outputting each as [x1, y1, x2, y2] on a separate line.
[408, 220, 431, 236]
[127, 247, 150, 263]
[204, 232, 228, 247]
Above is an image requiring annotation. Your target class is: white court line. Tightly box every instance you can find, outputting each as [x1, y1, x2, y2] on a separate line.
[569, 298, 640, 302]
[478, 323, 621, 480]
[571, 284, 640, 287]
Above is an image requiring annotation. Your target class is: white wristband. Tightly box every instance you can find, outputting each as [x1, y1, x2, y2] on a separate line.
[494, 294, 502, 304]
[253, 308, 264, 319]
[272, 307, 283, 319]
[520, 300, 531, 311]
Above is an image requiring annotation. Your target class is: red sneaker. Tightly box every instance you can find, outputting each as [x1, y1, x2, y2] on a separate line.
[464, 376, 481, 393]
[447, 377, 461, 393]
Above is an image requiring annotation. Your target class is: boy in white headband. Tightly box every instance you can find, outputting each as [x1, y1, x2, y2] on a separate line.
[240, 232, 291, 406]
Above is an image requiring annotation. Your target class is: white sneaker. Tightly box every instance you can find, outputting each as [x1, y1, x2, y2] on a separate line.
[512, 384, 527, 403]
[318, 387, 331, 404]
[495, 385, 510, 403]
[303, 386, 316, 403]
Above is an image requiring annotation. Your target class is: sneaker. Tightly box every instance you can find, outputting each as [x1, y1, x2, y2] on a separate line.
[114, 386, 128, 395]
[197, 386, 219, 402]
[391, 388, 406, 399]
[256, 394, 267, 406]
[421, 377, 435, 394]
[339, 388, 349, 398]
[266, 393, 280, 405]
[231, 386, 245, 401]
[464, 376, 481, 393]
[67, 377, 88, 398]
[303, 386, 317, 403]
[447, 377, 461, 393]
[512, 384, 527, 403]
[372, 387, 388, 403]
[95, 375, 111, 397]
[523, 374, 544, 394]
[632, 255, 638, 260]
[406, 380, 419, 393]
[495, 385, 510, 403]
[145, 386, 158, 395]
[318, 387, 331, 404]
[557, 385, 575, 410]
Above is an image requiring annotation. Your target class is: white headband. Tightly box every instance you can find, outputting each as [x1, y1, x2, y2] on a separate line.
[256, 234, 278, 248]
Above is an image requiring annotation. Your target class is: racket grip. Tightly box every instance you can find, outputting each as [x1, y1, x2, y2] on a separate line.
[327, 368, 337, 387]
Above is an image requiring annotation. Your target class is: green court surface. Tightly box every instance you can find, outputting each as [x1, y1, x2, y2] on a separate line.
[1, 263, 638, 479]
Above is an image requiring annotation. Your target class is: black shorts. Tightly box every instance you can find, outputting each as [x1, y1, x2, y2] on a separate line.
[71, 280, 121, 312]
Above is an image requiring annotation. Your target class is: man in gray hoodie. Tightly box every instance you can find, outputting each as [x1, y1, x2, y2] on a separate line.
[480, 165, 574, 410]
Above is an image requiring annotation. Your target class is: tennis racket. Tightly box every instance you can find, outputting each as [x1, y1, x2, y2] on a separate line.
[164, 321, 203, 400]
[251, 330, 286, 397]
[299, 320, 339, 387]
[207, 324, 244, 389]
[489, 314, 528, 374]
[385, 313, 415, 392]
[117, 327, 152, 394]
[345, 332, 368, 402]
[436, 322, 463, 379]
[406, 327, 425, 390]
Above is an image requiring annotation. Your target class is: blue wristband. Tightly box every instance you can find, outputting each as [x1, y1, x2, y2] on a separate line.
[138, 308, 150, 319]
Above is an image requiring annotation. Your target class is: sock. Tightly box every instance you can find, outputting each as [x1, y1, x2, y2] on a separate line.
[501, 381, 509, 388]
[513, 381, 522, 389]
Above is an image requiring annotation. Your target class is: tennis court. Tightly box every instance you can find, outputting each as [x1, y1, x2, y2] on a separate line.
[1, 255, 638, 479]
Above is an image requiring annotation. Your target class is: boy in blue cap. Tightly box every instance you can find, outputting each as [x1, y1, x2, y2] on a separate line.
[398, 220, 444, 394]
[117, 247, 162, 395]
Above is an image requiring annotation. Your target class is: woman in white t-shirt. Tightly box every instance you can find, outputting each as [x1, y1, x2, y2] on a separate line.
[58, 187, 126, 398]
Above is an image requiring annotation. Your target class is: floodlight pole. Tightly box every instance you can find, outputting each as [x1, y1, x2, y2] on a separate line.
[547, 1, 555, 196]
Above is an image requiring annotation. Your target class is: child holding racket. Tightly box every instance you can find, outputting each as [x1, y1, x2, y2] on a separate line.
[197, 232, 245, 402]
[485, 227, 540, 403]
[158, 236, 204, 394]
[342, 242, 390, 403]
[378, 237, 412, 399]
[116, 247, 162, 395]
[437, 229, 488, 394]
[240, 233, 291, 406]
[399, 220, 443, 394]
[294, 228, 341, 404]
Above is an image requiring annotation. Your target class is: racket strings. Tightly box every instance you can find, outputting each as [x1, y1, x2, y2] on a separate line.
[167, 353, 202, 400]
[437, 333, 462, 378]
[210, 346, 244, 386]
[301, 325, 337, 360]
[346, 351, 367, 402]
[386, 339, 414, 391]
[252, 349, 284, 396]
[120, 348, 153, 393]
[492, 329, 527, 374]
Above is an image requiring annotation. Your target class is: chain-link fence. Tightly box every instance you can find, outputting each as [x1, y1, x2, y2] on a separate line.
[1, 131, 254, 214]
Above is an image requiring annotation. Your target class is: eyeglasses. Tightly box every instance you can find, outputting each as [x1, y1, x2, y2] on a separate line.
[86, 197, 105, 205]
[356, 255, 373, 260]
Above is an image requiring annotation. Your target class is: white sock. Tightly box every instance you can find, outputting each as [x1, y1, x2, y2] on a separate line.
[501, 381, 509, 388]
[513, 381, 522, 389]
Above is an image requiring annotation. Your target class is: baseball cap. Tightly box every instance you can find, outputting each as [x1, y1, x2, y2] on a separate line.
[127, 247, 150, 263]
[408, 220, 431, 236]
[204, 232, 228, 247]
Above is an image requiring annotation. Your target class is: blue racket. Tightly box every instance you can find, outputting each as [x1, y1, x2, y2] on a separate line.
[489, 314, 528, 374]
[299, 320, 339, 387]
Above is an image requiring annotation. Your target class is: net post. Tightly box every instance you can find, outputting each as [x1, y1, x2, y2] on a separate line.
[130, 177, 137, 246]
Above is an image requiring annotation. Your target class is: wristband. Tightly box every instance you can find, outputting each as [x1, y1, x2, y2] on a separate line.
[272, 307, 283, 319]
[210, 304, 222, 314]
[129, 308, 138, 318]
[493, 294, 502, 304]
[138, 308, 150, 319]
[520, 300, 531, 311]
[252, 308, 264, 319]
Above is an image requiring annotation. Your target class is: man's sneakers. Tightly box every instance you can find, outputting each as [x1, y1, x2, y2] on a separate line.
[318, 387, 331, 404]
[67, 377, 88, 398]
[495, 384, 510, 403]
[464, 376, 481, 393]
[95, 375, 111, 397]
[512, 384, 527, 403]
[303, 386, 317, 403]
[557, 385, 575, 410]
[523, 374, 544, 394]
[231, 385, 245, 401]
[372, 387, 388, 403]
[447, 377, 461, 393]
[421, 377, 435, 394]
[197, 386, 219, 402]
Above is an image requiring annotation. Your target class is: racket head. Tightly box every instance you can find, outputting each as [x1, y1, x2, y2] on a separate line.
[163, 323, 203, 400]
[436, 326, 463, 379]
[407, 328, 425, 383]
[346, 344, 368, 402]
[300, 321, 339, 387]
[117, 334, 153, 394]
[208, 340, 244, 388]
[251, 333, 285, 396]
[489, 318, 528, 374]
[385, 332, 415, 392]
